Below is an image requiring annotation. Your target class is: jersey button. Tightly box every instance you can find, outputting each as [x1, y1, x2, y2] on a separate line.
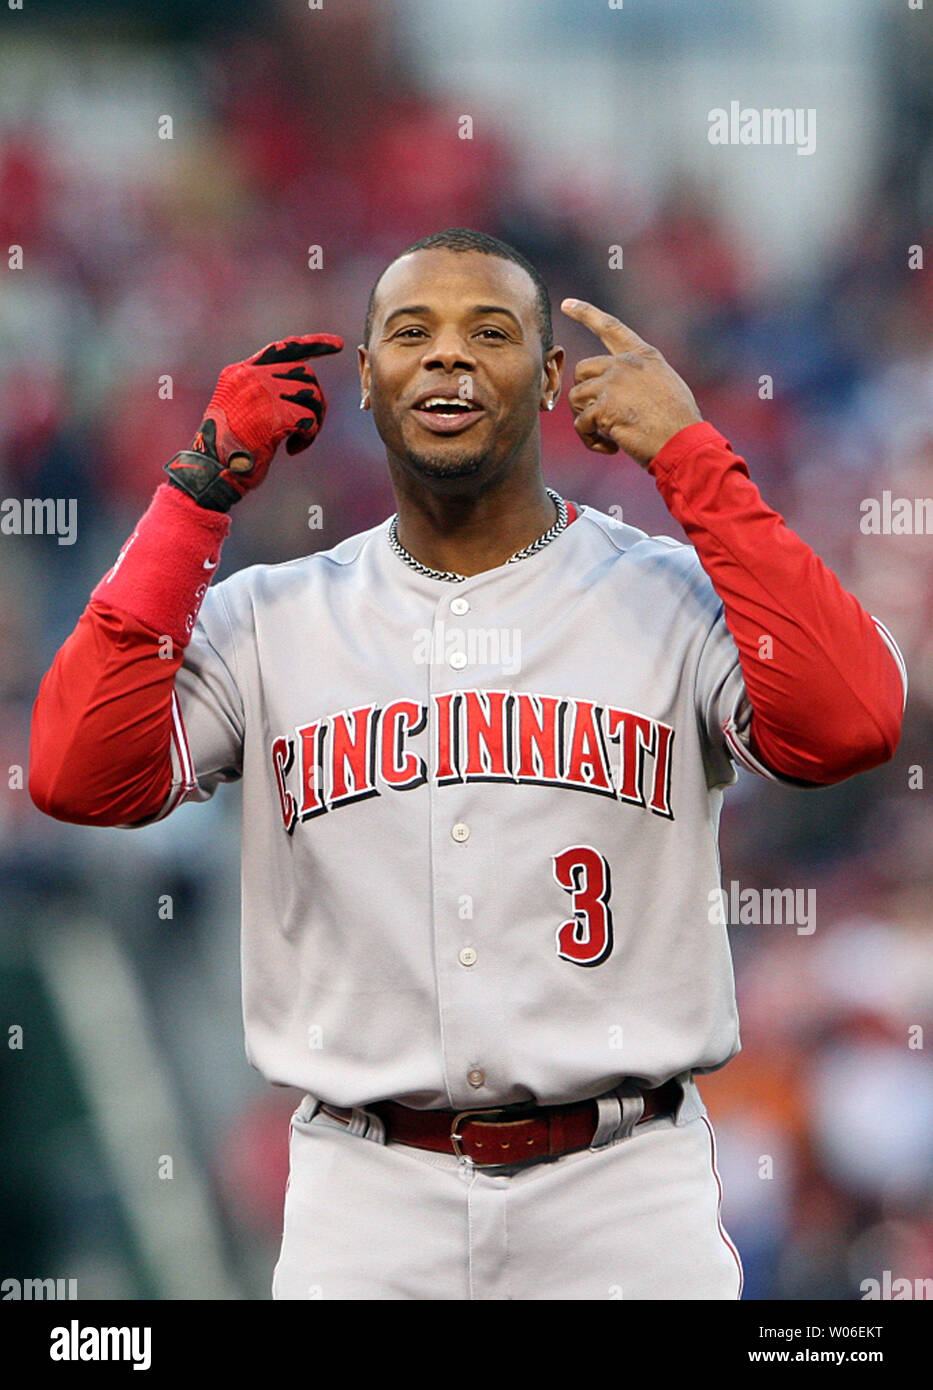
[450, 597, 470, 615]
[451, 822, 470, 843]
[467, 1068, 486, 1089]
[449, 650, 468, 670]
[458, 946, 478, 967]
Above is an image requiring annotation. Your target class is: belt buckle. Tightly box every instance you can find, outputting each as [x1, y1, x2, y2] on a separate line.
[450, 1106, 531, 1164]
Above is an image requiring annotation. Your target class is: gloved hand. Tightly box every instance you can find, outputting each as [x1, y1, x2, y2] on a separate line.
[164, 333, 344, 511]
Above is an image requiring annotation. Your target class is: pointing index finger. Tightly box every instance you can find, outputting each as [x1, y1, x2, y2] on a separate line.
[560, 299, 648, 354]
[252, 334, 345, 366]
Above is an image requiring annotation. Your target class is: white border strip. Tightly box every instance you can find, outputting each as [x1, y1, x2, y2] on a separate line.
[171, 689, 195, 787]
[723, 719, 782, 783]
[871, 616, 908, 710]
[701, 1115, 744, 1300]
[152, 691, 198, 821]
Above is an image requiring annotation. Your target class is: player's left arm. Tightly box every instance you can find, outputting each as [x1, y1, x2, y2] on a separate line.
[561, 298, 906, 785]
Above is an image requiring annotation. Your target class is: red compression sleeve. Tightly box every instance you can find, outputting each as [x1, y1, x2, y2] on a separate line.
[647, 422, 905, 784]
[30, 602, 183, 825]
[90, 482, 230, 647]
[29, 484, 231, 825]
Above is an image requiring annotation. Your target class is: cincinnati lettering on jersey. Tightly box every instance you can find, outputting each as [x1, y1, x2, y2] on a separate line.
[270, 690, 675, 834]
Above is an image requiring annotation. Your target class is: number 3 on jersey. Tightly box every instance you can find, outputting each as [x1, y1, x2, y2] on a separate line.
[552, 845, 614, 966]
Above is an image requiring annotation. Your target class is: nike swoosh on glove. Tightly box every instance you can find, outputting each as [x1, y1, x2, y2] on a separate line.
[164, 333, 344, 511]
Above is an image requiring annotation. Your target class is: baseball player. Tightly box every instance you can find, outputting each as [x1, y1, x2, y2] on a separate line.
[30, 228, 906, 1301]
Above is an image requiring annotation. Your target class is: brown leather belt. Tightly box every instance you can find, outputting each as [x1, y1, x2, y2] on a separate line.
[319, 1078, 681, 1168]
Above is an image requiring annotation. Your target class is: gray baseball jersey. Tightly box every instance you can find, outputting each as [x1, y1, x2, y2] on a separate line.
[140, 504, 790, 1112]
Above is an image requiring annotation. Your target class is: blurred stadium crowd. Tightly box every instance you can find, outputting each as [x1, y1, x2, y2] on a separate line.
[1, 1, 932, 1299]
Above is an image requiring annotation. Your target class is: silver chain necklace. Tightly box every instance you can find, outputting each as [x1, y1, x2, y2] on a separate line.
[387, 488, 569, 583]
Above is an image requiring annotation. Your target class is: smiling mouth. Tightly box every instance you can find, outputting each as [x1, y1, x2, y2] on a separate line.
[410, 395, 487, 435]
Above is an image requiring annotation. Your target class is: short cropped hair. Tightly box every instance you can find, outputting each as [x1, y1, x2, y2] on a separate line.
[364, 227, 553, 353]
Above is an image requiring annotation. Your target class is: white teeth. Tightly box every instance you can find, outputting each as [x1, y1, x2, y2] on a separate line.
[419, 396, 472, 410]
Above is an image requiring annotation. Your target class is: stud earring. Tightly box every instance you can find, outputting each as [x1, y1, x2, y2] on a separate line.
[360, 395, 369, 410]
[546, 399, 555, 411]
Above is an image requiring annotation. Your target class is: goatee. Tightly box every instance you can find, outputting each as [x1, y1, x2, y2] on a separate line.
[404, 449, 487, 480]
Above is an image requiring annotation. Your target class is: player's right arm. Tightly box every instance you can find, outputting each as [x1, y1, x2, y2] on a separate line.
[29, 333, 342, 827]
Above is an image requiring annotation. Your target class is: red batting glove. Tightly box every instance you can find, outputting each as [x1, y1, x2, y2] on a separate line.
[164, 333, 344, 511]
